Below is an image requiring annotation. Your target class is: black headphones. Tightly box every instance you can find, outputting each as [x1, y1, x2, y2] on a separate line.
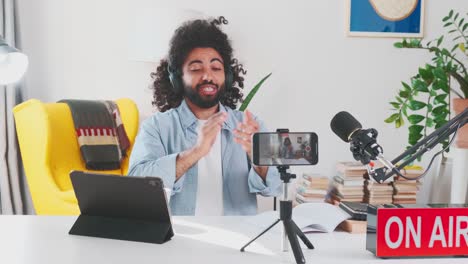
[168, 64, 234, 94]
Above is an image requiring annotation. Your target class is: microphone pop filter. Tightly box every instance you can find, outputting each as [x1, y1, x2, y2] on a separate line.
[330, 111, 362, 142]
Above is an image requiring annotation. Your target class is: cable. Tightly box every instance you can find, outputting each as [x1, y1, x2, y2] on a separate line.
[394, 122, 461, 181]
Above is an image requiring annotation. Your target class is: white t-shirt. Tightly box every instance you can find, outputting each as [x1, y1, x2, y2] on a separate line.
[195, 119, 223, 216]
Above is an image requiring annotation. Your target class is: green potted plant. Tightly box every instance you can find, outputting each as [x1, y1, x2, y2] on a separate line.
[385, 10, 468, 152]
[239, 72, 272, 111]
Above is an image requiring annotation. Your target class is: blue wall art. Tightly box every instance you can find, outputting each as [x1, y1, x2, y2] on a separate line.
[348, 0, 425, 37]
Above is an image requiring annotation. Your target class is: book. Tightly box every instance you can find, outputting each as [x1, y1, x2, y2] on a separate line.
[247, 202, 351, 233]
[339, 201, 368, 221]
[338, 220, 367, 234]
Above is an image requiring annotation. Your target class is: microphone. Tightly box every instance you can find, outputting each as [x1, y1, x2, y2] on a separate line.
[330, 111, 362, 143]
[330, 111, 398, 183]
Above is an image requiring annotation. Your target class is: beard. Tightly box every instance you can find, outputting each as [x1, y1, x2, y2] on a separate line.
[183, 81, 225, 109]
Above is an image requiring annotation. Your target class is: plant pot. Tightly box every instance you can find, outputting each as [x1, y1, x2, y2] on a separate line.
[452, 98, 468, 149]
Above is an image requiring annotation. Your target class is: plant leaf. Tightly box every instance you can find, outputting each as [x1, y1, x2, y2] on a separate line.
[409, 133, 423, 145]
[434, 94, 448, 104]
[432, 105, 448, 115]
[390, 102, 400, 109]
[239, 73, 272, 111]
[460, 43, 466, 53]
[394, 42, 404, 48]
[408, 114, 425, 124]
[426, 117, 434, 127]
[427, 103, 433, 112]
[409, 125, 424, 135]
[399, 90, 410, 98]
[437, 36, 444, 46]
[444, 22, 453, 27]
[395, 116, 404, 128]
[412, 79, 429, 92]
[418, 67, 433, 81]
[434, 112, 448, 123]
[402, 81, 412, 92]
[408, 100, 427, 110]
[385, 113, 400, 123]
[433, 67, 448, 82]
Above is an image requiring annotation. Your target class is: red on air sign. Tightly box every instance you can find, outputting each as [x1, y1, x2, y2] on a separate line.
[376, 208, 468, 257]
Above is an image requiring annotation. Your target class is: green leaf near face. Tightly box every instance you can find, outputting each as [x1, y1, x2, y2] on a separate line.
[408, 100, 427, 110]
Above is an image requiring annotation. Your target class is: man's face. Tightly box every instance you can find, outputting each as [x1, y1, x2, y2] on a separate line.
[181, 47, 226, 108]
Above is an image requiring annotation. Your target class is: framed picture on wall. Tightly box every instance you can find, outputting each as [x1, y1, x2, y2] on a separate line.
[347, 0, 425, 37]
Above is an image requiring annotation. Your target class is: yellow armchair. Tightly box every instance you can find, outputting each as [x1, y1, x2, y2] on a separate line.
[13, 98, 139, 215]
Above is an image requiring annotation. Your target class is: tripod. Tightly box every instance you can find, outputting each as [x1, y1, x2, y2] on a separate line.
[241, 166, 314, 264]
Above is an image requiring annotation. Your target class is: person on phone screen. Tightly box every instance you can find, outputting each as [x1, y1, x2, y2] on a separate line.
[280, 137, 294, 159]
[128, 17, 281, 216]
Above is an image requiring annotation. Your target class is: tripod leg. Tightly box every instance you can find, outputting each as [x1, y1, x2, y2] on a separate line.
[240, 219, 281, 252]
[290, 220, 314, 249]
[284, 220, 306, 264]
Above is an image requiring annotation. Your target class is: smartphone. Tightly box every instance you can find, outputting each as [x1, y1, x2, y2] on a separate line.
[252, 132, 318, 166]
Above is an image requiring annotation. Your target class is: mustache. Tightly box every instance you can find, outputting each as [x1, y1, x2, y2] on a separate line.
[196, 81, 219, 91]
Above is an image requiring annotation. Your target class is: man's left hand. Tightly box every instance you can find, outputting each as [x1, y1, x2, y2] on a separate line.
[233, 110, 268, 179]
[233, 110, 259, 160]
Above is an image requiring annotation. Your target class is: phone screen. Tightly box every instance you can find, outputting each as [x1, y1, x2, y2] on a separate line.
[252, 132, 318, 166]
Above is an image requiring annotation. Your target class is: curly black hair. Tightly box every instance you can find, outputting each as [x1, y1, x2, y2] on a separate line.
[150, 16, 247, 112]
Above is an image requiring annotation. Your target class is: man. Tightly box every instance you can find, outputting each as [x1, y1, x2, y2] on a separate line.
[128, 17, 281, 216]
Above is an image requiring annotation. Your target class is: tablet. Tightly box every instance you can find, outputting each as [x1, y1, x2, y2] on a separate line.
[69, 171, 174, 244]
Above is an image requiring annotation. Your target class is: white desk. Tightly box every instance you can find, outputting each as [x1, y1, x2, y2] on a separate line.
[0, 216, 466, 264]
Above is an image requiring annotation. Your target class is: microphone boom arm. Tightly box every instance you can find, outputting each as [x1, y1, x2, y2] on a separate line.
[371, 107, 468, 183]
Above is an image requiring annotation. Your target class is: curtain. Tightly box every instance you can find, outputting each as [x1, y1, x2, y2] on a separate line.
[0, 0, 33, 214]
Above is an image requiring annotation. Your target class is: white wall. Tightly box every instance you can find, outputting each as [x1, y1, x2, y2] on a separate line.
[16, 0, 468, 208]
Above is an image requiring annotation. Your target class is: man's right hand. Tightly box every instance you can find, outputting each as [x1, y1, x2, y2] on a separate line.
[194, 112, 227, 157]
[175, 112, 227, 179]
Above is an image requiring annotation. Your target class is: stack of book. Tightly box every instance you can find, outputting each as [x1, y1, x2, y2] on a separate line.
[363, 178, 393, 204]
[392, 165, 423, 204]
[295, 173, 329, 204]
[326, 162, 367, 204]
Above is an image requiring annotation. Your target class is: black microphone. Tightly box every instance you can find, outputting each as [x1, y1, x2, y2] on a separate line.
[330, 111, 363, 143]
[330, 111, 397, 183]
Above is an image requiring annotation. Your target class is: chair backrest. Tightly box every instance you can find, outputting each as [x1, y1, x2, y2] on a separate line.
[13, 98, 139, 209]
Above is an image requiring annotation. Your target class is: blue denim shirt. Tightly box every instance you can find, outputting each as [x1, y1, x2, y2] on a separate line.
[128, 100, 281, 215]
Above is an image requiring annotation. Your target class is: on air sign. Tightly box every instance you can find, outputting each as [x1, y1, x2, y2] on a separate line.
[371, 207, 468, 257]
